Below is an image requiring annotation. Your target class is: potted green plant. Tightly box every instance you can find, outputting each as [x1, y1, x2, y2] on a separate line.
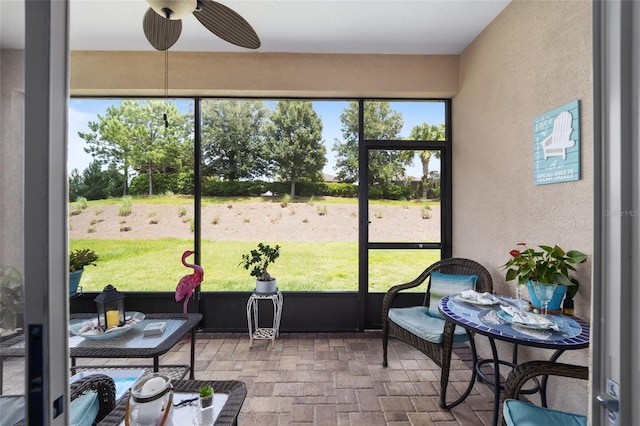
[198, 384, 214, 408]
[69, 248, 99, 297]
[198, 384, 215, 423]
[502, 243, 587, 312]
[0, 266, 23, 334]
[240, 243, 281, 293]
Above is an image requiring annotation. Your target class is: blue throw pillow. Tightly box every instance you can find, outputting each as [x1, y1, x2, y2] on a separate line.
[428, 271, 478, 319]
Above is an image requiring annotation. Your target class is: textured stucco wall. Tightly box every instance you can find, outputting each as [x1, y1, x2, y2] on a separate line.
[453, 0, 592, 414]
[0, 49, 24, 271]
[70, 51, 458, 98]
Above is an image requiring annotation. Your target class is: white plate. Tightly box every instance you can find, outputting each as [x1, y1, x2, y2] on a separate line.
[497, 309, 556, 330]
[69, 311, 145, 340]
[456, 294, 500, 306]
[70, 369, 145, 401]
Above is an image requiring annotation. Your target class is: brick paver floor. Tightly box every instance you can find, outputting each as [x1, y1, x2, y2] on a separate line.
[1, 331, 500, 425]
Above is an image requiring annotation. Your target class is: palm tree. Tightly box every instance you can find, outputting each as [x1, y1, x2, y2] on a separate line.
[409, 123, 445, 199]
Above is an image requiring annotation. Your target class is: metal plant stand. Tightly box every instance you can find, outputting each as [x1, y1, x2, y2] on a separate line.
[246, 289, 283, 348]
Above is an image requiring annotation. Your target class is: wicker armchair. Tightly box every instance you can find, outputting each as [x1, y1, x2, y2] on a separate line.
[502, 361, 588, 425]
[381, 257, 493, 409]
[2, 374, 115, 426]
[70, 373, 116, 426]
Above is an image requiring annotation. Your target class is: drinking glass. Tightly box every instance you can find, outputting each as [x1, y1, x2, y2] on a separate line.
[532, 282, 557, 316]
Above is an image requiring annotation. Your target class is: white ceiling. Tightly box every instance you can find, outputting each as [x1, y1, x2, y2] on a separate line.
[1, 0, 510, 54]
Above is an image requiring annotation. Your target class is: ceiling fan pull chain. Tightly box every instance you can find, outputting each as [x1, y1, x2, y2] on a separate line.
[164, 28, 169, 128]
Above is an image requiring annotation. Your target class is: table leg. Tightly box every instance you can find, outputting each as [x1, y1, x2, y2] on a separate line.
[274, 291, 283, 338]
[252, 297, 259, 336]
[246, 296, 255, 348]
[474, 338, 542, 426]
[270, 297, 277, 346]
[488, 337, 501, 426]
[190, 326, 196, 379]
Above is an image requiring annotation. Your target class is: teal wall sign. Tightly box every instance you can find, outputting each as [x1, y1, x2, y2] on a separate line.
[533, 100, 581, 185]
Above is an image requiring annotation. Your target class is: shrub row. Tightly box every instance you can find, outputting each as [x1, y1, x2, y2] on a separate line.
[369, 184, 413, 200]
[200, 180, 358, 198]
[128, 173, 438, 200]
[129, 172, 195, 195]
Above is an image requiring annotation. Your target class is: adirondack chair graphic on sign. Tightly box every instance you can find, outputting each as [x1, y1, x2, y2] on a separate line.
[540, 110, 575, 160]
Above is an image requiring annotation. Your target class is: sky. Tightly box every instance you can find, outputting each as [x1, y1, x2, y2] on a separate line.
[68, 99, 444, 179]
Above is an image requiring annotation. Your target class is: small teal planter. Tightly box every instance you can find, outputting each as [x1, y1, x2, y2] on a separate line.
[526, 280, 567, 311]
[69, 269, 83, 297]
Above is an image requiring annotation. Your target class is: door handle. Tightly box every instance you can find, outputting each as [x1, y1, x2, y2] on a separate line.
[597, 379, 619, 425]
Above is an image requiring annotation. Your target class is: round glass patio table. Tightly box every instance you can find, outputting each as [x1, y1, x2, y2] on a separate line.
[438, 294, 590, 426]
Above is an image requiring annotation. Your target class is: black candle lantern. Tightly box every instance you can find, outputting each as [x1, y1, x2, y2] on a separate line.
[95, 284, 126, 330]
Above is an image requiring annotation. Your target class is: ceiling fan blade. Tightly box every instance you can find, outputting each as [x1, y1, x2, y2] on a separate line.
[143, 7, 182, 51]
[193, 0, 261, 49]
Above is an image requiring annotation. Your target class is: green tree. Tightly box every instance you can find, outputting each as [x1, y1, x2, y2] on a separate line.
[78, 100, 191, 196]
[200, 100, 270, 181]
[103, 163, 127, 198]
[68, 168, 83, 201]
[333, 101, 412, 185]
[80, 161, 110, 200]
[265, 101, 326, 196]
[409, 123, 445, 198]
[79, 104, 133, 196]
[128, 101, 192, 195]
[68, 161, 126, 201]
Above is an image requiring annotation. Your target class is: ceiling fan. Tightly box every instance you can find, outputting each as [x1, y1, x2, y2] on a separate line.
[143, 0, 261, 51]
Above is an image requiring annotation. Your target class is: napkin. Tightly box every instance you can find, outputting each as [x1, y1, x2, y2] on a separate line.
[500, 305, 559, 331]
[459, 290, 499, 305]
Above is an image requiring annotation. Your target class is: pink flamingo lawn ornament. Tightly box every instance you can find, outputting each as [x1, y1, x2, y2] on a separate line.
[175, 250, 204, 313]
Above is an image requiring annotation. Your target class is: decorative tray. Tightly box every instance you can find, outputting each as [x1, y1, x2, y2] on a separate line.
[69, 311, 145, 340]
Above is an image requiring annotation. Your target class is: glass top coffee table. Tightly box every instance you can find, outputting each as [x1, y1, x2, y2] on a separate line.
[0, 313, 202, 388]
[97, 379, 246, 426]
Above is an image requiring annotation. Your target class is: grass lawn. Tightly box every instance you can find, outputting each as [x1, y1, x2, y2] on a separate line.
[71, 195, 441, 293]
[71, 239, 439, 293]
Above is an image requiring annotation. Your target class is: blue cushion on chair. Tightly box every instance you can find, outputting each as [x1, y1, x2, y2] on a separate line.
[428, 271, 478, 319]
[69, 391, 99, 426]
[503, 399, 587, 426]
[0, 395, 25, 425]
[388, 306, 469, 344]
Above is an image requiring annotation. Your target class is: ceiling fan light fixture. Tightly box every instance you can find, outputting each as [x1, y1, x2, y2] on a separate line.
[147, 0, 197, 20]
[143, 0, 261, 50]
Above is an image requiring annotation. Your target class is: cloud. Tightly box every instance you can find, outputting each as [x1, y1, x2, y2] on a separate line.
[68, 103, 101, 173]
